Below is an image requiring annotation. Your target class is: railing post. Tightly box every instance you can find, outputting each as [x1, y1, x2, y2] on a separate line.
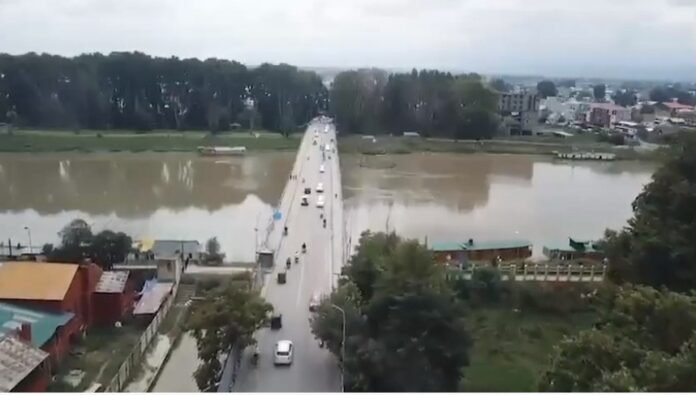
[544, 264, 548, 281]
[589, 264, 595, 281]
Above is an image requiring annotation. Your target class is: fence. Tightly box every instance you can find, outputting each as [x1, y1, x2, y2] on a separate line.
[449, 262, 607, 283]
[103, 281, 179, 392]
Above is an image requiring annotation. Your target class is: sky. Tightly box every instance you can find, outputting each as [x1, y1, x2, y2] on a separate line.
[1, 0, 695, 80]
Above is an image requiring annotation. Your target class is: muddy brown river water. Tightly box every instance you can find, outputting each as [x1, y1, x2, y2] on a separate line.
[0, 152, 654, 261]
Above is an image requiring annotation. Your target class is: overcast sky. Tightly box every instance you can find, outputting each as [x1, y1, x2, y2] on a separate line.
[1, 0, 695, 80]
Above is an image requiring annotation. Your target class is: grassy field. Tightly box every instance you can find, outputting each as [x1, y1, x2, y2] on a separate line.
[49, 323, 143, 391]
[338, 134, 659, 160]
[0, 129, 301, 153]
[461, 308, 596, 392]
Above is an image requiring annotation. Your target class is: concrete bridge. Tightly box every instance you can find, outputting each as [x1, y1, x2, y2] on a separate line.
[219, 117, 345, 392]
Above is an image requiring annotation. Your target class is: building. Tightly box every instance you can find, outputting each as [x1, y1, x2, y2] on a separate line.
[656, 101, 695, 117]
[431, 239, 532, 264]
[91, 271, 135, 327]
[542, 237, 604, 261]
[0, 262, 102, 356]
[498, 93, 540, 135]
[0, 334, 50, 392]
[0, 302, 76, 364]
[589, 103, 631, 127]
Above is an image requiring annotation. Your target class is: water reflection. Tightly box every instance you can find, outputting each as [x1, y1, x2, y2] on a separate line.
[0, 153, 293, 216]
[343, 154, 654, 258]
[0, 152, 294, 261]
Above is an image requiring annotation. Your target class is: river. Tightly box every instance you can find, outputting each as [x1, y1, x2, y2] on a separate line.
[0, 152, 654, 260]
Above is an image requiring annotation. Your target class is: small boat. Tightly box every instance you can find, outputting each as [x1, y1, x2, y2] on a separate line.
[555, 152, 615, 161]
[197, 146, 247, 156]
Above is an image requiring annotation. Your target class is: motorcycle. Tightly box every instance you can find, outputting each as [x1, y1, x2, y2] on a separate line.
[323, 219, 326, 228]
[286, 258, 291, 269]
[301, 243, 307, 253]
[251, 347, 259, 366]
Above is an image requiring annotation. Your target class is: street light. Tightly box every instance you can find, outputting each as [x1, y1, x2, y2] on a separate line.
[23, 226, 32, 254]
[331, 304, 346, 392]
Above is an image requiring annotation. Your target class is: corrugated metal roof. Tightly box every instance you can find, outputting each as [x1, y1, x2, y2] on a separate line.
[430, 242, 466, 252]
[133, 282, 173, 315]
[0, 303, 74, 348]
[95, 271, 129, 293]
[0, 335, 49, 392]
[431, 240, 532, 252]
[0, 262, 78, 301]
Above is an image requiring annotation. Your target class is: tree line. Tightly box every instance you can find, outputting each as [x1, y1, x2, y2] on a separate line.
[330, 68, 500, 139]
[0, 52, 328, 133]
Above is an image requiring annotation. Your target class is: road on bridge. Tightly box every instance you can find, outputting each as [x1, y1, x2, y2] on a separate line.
[232, 118, 344, 392]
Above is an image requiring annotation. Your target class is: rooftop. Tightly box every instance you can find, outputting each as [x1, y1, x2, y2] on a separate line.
[661, 102, 694, 110]
[543, 237, 602, 253]
[0, 262, 78, 301]
[133, 281, 173, 315]
[95, 271, 129, 293]
[0, 303, 74, 348]
[0, 335, 49, 392]
[591, 103, 628, 111]
[431, 239, 532, 252]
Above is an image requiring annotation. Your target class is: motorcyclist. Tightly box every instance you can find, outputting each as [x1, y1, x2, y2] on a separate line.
[294, 251, 299, 263]
[284, 226, 288, 235]
[286, 257, 291, 269]
[323, 219, 327, 228]
[302, 243, 307, 253]
[252, 344, 259, 366]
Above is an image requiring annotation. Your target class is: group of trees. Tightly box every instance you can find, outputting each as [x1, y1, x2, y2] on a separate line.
[330, 69, 500, 139]
[310, 232, 470, 391]
[187, 272, 272, 391]
[0, 52, 328, 133]
[42, 218, 132, 269]
[539, 131, 696, 391]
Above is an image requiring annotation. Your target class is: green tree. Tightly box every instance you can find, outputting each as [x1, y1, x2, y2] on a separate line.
[188, 272, 272, 391]
[312, 231, 470, 392]
[604, 132, 696, 291]
[593, 84, 606, 101]
[612, 90, 637, 107]
[536, 80, 557, 98]
[489, 78, 511, 92]
[540, 285, 696, 392]
[89, 230, 132, 269]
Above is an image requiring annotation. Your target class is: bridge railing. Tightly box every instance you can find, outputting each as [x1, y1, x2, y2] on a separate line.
[447, 262, 607, 282]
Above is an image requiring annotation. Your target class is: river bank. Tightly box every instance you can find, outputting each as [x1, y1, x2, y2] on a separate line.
[338, 134, 664, 161]
[0, 129, 301, 153]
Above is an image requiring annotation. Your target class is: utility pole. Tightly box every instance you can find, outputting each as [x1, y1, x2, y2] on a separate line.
[331, 304, 346, 392]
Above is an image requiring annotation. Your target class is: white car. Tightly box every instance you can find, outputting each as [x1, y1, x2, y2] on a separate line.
[316, 182, 324, 193]
[319, 164, 325, 173]
[316, 195, 325, 208]
[274, 340, 294, 365]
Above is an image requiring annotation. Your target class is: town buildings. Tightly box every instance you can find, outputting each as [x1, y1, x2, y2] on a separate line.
[498, 92, 540, 135]
[588, 103, 632, 127]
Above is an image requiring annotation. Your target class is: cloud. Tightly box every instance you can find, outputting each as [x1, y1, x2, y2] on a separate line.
[0, 0, 693, 79]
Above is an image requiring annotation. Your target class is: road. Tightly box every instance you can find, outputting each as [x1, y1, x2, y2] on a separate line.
[232, 118, 344, 392]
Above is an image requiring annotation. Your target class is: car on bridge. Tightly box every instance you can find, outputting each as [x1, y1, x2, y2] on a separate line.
[301, 195, 309, 206]
[316, 195, 325, 208]
[274, 340, 294, 366]
[316, 182, 324, 193]
[304, 187, 311, 195]
[319, 164, 325, 173]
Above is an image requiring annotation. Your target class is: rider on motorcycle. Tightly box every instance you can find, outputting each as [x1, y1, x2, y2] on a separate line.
[286, 257, 291, 269]
[302, 243, 306, 252]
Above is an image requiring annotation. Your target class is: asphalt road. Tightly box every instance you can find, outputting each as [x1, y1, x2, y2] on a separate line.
[234, 118, 343, 392]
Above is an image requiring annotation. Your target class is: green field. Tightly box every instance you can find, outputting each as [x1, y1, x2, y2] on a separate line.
[338, 134, 658, 160]
[461, 308, 596, 392]
[0, 129, 301, 153]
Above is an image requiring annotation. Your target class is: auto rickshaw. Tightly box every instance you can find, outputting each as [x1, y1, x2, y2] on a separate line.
[270, 313, 283, 330]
